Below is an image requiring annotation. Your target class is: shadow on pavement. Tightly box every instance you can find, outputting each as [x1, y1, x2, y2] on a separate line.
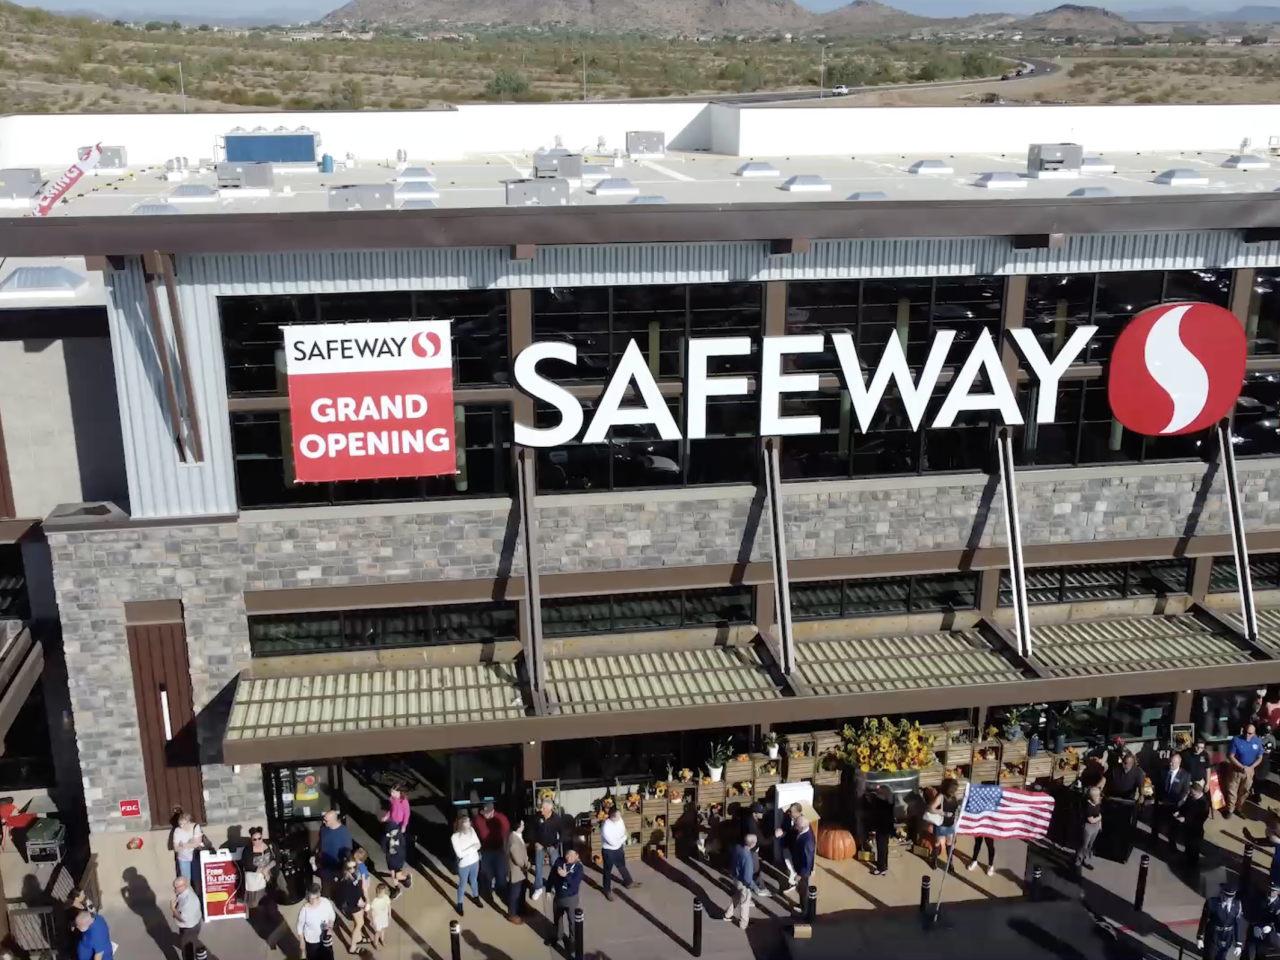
[120, 867, 178, 960]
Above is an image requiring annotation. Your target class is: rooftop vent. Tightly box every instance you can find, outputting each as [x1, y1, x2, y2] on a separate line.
[534, 151, 580, 179]
[847, 191, 889, 201]
[626, 131, 666, 159]
[217, 162, 274, 190]
[252, 126, 269, 133]
[1069, 186, 1114, 198]
[84, 146, 127, 170]
[328, 185, 394, 211]
[909, 159, 953, 175]
[976, 171, 1027, 190]
[580, 163, 610, 182]
[590, 177, 639, 197]
[1154, 168, 1208, 186]
[131, 203, 183, 215]
[1225, 155, 1270, 171]
[1080, 157, 1116, 175]
[169, 184, 220, 203]
[737, 161, 780, 178]
[0, 266, 86, 299]
[274, 126, 290, 133]
[781, 175, 831, 193]
[395, 181, 440, 199]
[1027, 143, 1083, 178]
[506, 178, 570, 207]
[396, 166, 437, 183]
[398, 199, 438, 210]
[629, 195, 668, 204]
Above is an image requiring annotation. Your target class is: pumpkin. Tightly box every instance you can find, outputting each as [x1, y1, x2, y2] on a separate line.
[816, 824, 856, 862]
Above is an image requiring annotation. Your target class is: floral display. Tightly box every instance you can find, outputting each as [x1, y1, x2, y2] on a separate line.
[840, 717, 936, 773]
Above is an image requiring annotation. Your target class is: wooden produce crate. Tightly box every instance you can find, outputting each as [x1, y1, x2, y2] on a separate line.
[697, 780, 726, 805]
[725, 755, 754, 784]
[944, 740, 975, 768]
[970, 759, 999, 784]
[754, 773, 780, 798]
[784, 752, 817, 781]
[998, 762, 1027, 787]
[919, 723, 947, 748]
[667, 784, 694, 807]
[812, 729, 843, 756]
[1026, 755, 1054, 782]
[918, 765, 945, 789]
[813, 760, 842, 787]
[1060, 767, 1080, 787]
[999, 738, 1028, 765]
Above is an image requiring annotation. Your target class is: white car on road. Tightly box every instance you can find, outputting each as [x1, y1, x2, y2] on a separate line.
[831, 85, 849, 96]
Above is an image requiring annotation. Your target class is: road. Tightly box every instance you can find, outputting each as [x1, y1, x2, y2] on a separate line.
[620, 56, 1059, 105]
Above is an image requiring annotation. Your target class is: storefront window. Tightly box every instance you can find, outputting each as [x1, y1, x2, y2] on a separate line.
[541, 587, 752, 638]
[231, 406, 511, 509]
[1208, 553, 1280, 593]
[249, 601, 518, 657]
[999, 560, 1190, 606]
[791, 572, 978, 620]
[264, 763, 339, 825]
[1043, 696, 1172, 745]
[1234, 372, 1280, 458]
[220, 290, 510, 395]
[543, 727, 751, 786]
[0, 545, 29, 621]
[1023, 270, 1232, 364]
[1247, 270, 1280, 356]
[1193, 688, 1262, 741]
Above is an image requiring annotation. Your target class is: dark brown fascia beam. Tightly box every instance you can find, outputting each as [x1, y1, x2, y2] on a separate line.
[1013, 233, 1067, 250]
[221, 658, 1280, 765]
[769, 238, 810, 256]
[83, 255, 126, 273]
[7, 193, 1280, 256]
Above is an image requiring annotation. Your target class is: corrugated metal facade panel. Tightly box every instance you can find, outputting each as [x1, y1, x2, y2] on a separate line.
[1032, 615, 1251, 677]
[107, 260, 236, 519]
[794, 630, 1023, 695]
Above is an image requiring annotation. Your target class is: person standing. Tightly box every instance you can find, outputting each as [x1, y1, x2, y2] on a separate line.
[1198, 883, 1244, 960]
[721, 834, 762, 931]
[1102, 751, 1144, 861]
[333, 859, 366, 954]
[741, 803, 765, 886]
[1183, 737, 1213, 789]
[547, 847, 584, 952]
[381, 821, 409, 898]
[791, 816, 816, 910]
[600, 807, 641, 901]
[506, 819, 529, 924]
[868, 785, 895, 877]
[1178, 781, 1212, 872]
[1153, 753, 1191, 850]
[531, 799, 563, 901]
[773, 802, 803, 889]
[296, 882, 338, 960]
[1247, 883, 1280, 960]
[171, 877, 203, 960]
[315, 811, 353, 894]
[73, 909, 113, 960]
[474, 802, 510, 899]
[1074, 785, 1103, 873]
[241, 826, 276, 918]
[367, 884, 391, 952]
[378, 785, 413, 891]
[171, 810, 203, 884]
[966, 836, 997, 877]
[1227, 722, 1266, 819]
[451, 813, 482, 916]
[927, 780, 960, 871]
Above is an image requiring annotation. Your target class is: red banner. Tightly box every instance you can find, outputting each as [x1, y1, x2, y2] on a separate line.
[33, 144, 102, 217]
[283, 321, 455, 483]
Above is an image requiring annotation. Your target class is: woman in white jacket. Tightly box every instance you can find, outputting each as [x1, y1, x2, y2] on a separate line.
[451, 813, 482, 916]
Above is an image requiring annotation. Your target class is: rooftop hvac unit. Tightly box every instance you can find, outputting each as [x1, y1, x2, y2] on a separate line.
[626, 131, 665, 159]
[0, 169, 43, 188]
[1027, 143, 1083, 178]
[328, 184, 394, 211]
[506, 178, 569, 206]
[533, 152, 583, 179]
[224, 129, 319, 164]
[82, 145, 127, 170]
[216, 162, 275, 190]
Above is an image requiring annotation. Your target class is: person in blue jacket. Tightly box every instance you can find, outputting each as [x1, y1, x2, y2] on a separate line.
[547, 846, 584, 952]
[721, 834, 763, 930]
[74, 910, 113, 960]
[791, 815, 816, 911]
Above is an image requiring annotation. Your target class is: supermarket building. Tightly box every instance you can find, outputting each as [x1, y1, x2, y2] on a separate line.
[2, 99, 1280, 898]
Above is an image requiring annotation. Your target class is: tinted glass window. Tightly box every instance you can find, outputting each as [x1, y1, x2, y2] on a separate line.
[999, 560, 1190, 605]
[1208, 553, 1280, 593]
[1235, 372, 1280, 458]
[541, 588, 752, 638]
[249, 602, 517, 657]
[231, 406, 510, 509]
[790, 573, 977, 619]
[1248, 270, 1280, 357]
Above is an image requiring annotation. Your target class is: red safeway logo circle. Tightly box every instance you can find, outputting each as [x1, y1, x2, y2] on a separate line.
[1107, 301, 1246, 437]
[410, 331, 441, 359]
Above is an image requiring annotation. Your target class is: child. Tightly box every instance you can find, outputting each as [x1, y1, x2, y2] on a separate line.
[368, 883, 392, 950]
[382, 822, 410, 898]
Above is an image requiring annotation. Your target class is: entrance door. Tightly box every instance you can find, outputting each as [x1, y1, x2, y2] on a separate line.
[124, 601, 205, 829]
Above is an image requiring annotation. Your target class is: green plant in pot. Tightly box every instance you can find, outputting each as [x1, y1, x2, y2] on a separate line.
[706, 739, 733, 782]
[762, 731, 780, 760]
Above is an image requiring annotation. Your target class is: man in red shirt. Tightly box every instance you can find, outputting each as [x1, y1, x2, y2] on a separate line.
[474, 803, 511, 899]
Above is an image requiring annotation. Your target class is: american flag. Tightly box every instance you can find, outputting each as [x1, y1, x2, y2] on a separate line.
[955, 784, 1055, 840]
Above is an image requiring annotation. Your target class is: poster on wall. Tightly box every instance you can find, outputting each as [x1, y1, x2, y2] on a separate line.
[283, 320, 456, 483]
[200, 849, 246, 922]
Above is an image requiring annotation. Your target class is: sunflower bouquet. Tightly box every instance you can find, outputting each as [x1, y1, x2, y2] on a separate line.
[840, 717, 937, 774]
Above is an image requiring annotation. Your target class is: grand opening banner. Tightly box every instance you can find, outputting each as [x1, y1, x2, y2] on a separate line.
[283, 321, 455, 483]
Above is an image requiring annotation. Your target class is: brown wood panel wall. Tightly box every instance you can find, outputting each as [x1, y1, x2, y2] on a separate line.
[0, 410, 15, 519]
[125, 622, 205, 829]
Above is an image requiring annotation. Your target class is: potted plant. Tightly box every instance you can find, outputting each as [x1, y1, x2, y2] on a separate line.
[707, 740, 732, 782]
[763, 731, 780, 760]
[840, 717, 937, 800]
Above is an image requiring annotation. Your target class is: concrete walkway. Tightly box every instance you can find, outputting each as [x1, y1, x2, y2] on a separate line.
[90, 795, 1278, 960]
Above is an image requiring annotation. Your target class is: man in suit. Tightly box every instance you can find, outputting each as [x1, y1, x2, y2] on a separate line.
[790, 816, 816, 913]
[1178, 782, 1213, 872]
[1153, 752, 1191, 852]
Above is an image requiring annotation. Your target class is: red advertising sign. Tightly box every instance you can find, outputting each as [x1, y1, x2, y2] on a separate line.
[283, 321, 455, 483]
[118, 799, 141, 818]
[200, 850, 246, 921]
[33, 144, 102, 217]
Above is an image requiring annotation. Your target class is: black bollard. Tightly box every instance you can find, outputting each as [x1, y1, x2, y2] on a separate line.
[194, 948, 208, 960]
[450, 919, 461, 960]
[1243, 842, 1256, 900]
[1134, 853, 1150, 913]
[1030, 865, 1043, 901]
[806, 884, 818, 923]
[920, 875, 931, 913]
[574, 907, 585, 960]
[693, 897, 704, 957]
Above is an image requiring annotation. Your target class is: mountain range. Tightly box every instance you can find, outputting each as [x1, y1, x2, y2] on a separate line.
[322, 0, 1146, 35]
[1126, 4, 1280, 18]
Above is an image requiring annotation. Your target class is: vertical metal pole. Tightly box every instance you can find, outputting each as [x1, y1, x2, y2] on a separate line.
[920, 875, 930, 913]
[1029, 865, 1042, 901]
[932, 782, 968, 924]
[1219, 420, 1258, 642]
[179, 61, 186, 113]
[582, 52, 587, 101]
[449, 920, 461, 960]
[1243, 842, 1256, 901]
[693, 897, 704, 956]
[765, 439, 795, 675]
[997, 429, 1032, 657]
[574, 907, 584, 960]
[819, 46, 826, 98]
[1134, 853, 1150, 912]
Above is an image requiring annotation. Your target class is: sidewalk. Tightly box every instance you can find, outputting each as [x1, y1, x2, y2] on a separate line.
[92, 793, 1275, 960]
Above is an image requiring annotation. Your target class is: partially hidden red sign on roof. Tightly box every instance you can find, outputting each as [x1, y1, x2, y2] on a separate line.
[283, 320, 456, 483]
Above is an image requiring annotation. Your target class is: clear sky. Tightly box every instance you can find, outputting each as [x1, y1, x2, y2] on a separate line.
[27, 0, 1254, 23]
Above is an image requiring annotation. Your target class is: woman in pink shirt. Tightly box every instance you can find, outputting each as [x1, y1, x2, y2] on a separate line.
[381, 785, 410, 833]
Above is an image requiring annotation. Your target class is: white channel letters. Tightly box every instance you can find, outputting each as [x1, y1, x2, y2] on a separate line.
[512, 327, 1101, 448]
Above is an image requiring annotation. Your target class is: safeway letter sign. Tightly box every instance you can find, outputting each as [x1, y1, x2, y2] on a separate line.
[284, 321, 455, 483]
